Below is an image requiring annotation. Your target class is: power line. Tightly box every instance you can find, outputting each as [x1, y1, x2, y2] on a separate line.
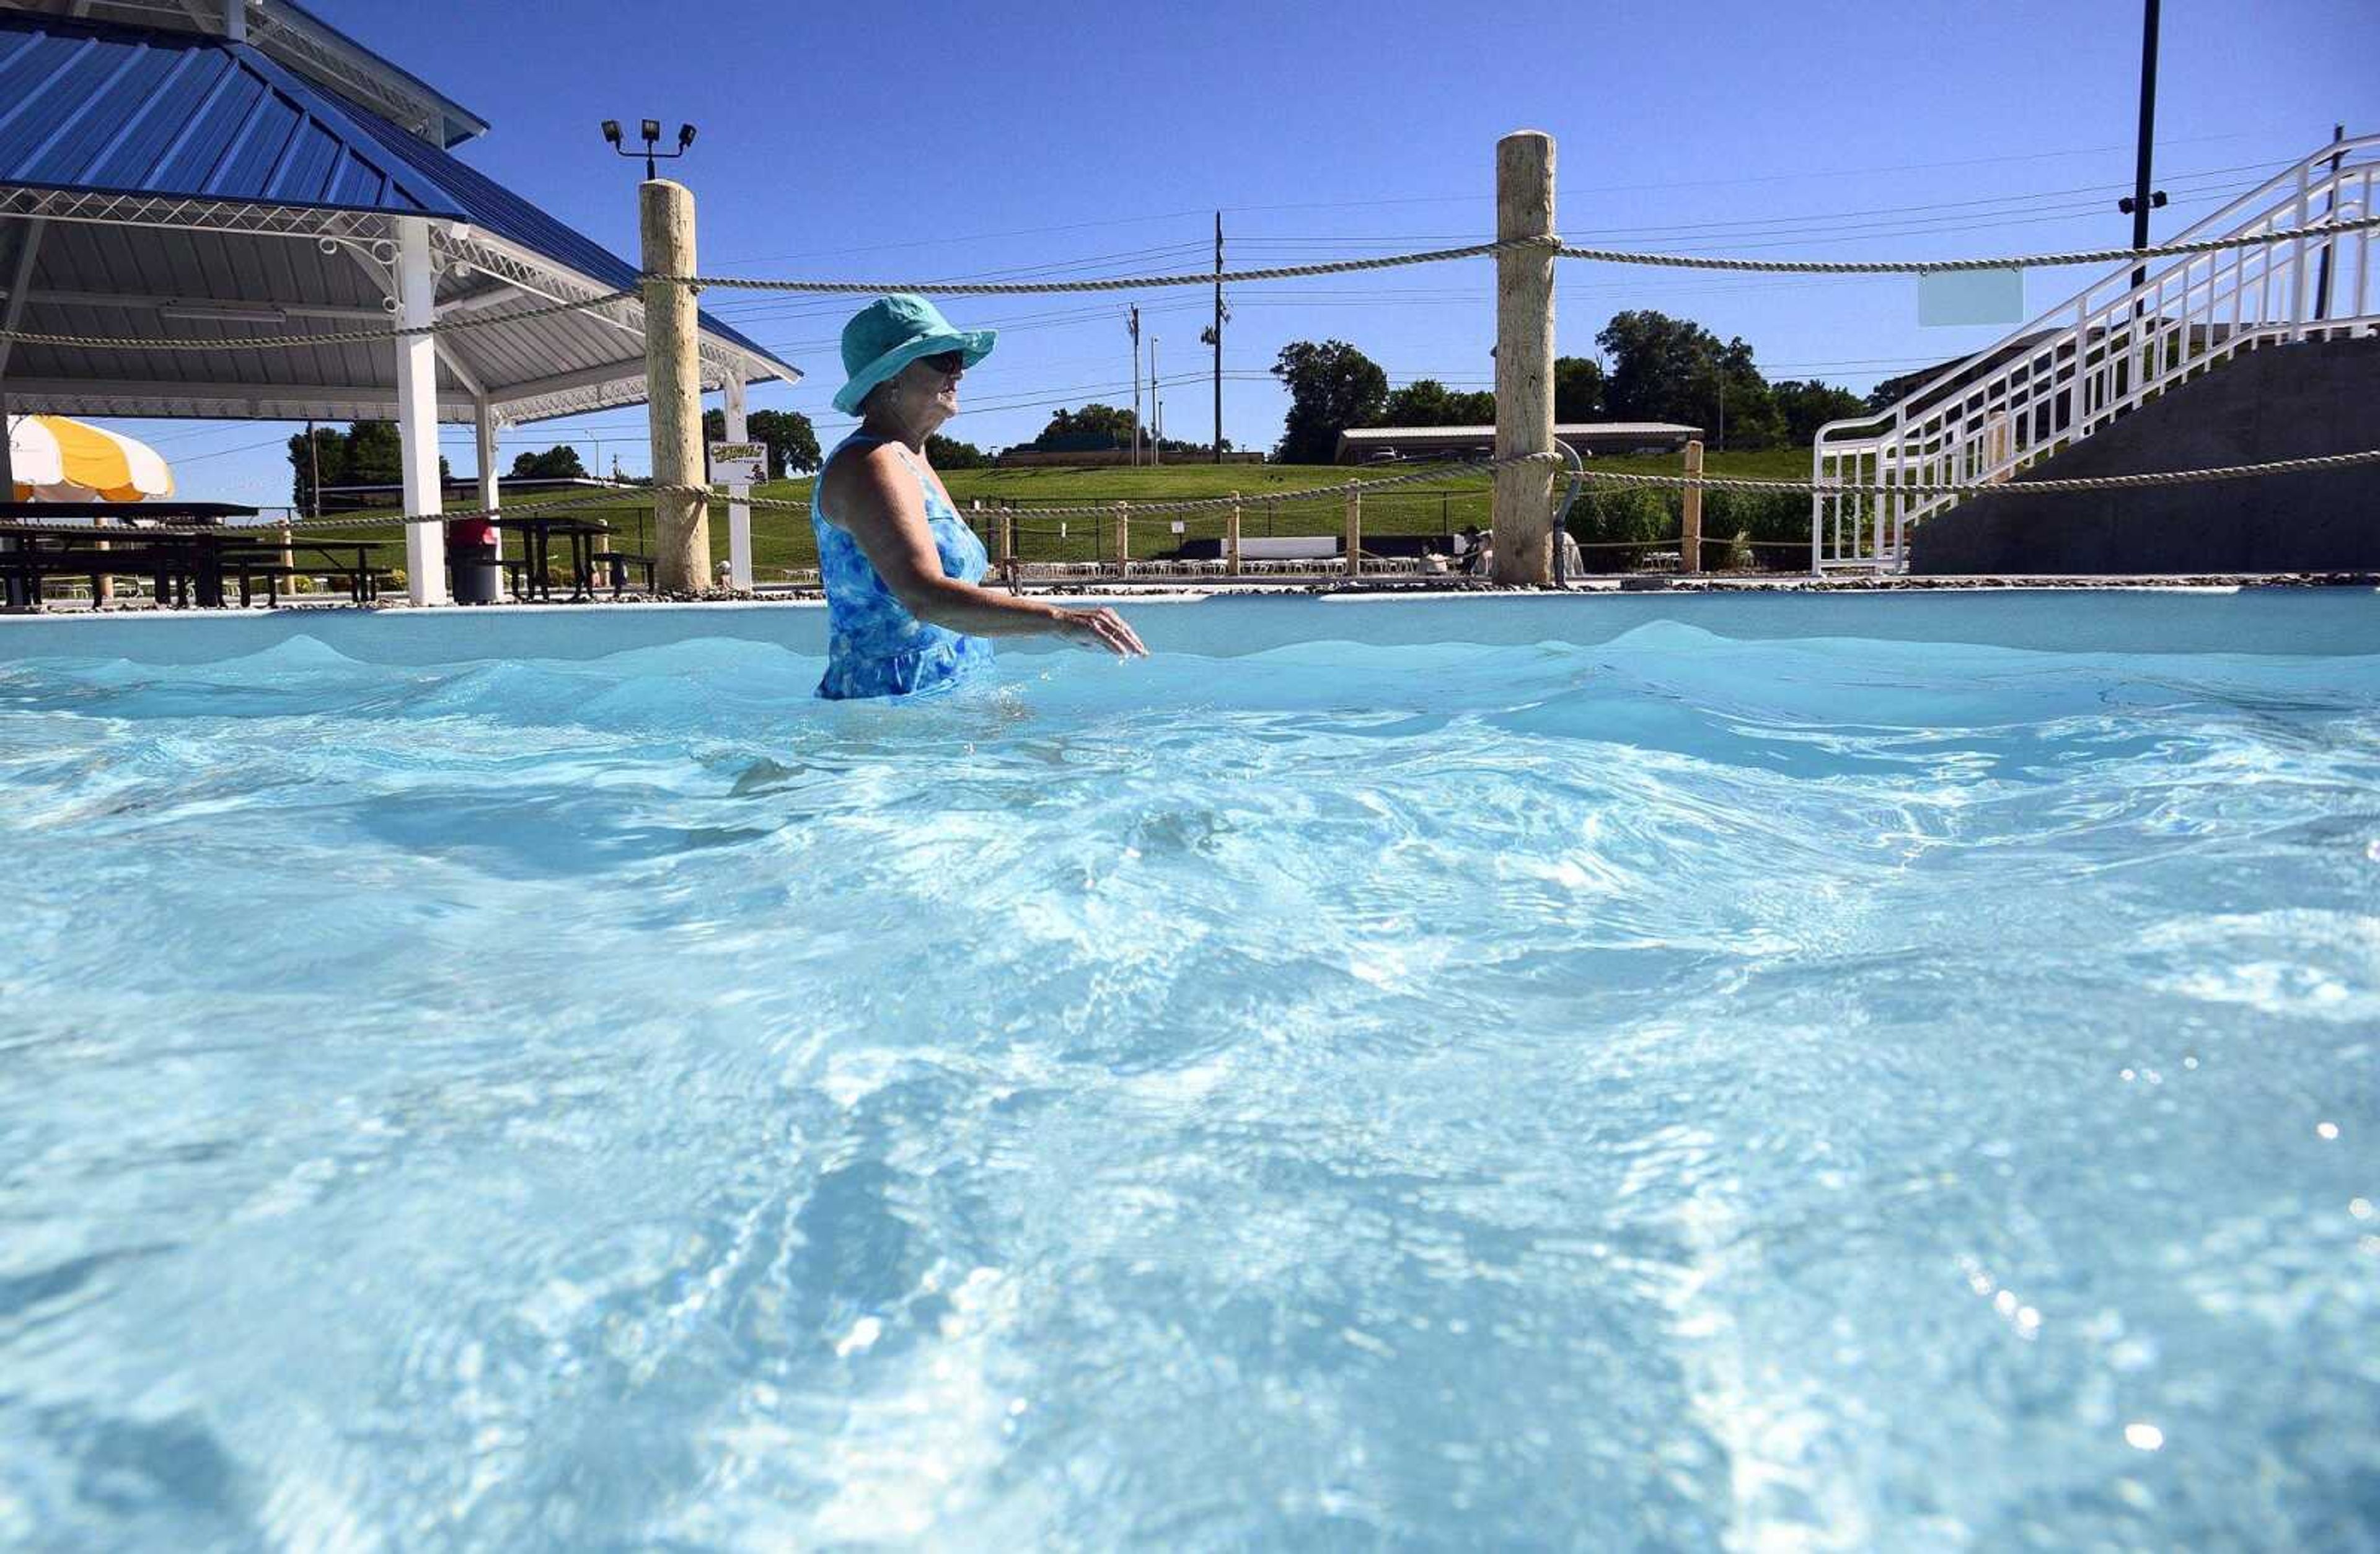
[1223, 157, 2287, 247]
[1214, 127, 2285, 214]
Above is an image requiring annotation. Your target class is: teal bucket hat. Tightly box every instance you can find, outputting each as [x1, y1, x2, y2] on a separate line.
[832, 294, 997, 415]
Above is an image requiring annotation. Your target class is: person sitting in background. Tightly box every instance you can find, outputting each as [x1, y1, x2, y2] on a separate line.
[1456, 525, 1490, 577]
[811, 294, 1146, 699]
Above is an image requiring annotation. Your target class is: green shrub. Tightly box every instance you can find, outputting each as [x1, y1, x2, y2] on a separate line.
[1567, 486, 1677, 569]
[1699, 488, 1807, 571]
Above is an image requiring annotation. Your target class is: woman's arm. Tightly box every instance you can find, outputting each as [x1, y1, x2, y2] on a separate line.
[824, 448, 1146, 656]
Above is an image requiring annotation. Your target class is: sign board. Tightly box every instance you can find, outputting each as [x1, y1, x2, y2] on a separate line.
[1170, 520, 1186, 534]
[1918, 268, 2025, 327]
[708, 441, 767, 486]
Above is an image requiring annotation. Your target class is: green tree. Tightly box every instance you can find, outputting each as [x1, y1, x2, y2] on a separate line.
[1769, 379, 1867, 447]
[1597, 312, 1783, 449]
[925, 434, 990, 468]
[1032, 403, 1139, 450]
[1598, 312, 1721, 428]
[345, 420, 403, 485]
[1703, 338, 1784, 450]
[286, 425, 348, 513]
[1271, 340, 1387, 464]
[699, 407, 821, 477]
[1554, 356, 1605, 422]
[509, 444, 588, 480]
[286, 421, 444, 510]
[1377, 379, 1495, 428]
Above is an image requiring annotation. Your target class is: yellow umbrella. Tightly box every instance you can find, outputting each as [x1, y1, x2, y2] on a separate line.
[7, 413, 177, 503]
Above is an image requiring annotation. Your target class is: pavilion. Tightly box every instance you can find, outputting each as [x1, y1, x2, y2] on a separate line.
[0, 0, 799, 603]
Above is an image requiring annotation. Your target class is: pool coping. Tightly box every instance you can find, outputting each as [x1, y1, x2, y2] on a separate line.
[3, 572, 2376, 628]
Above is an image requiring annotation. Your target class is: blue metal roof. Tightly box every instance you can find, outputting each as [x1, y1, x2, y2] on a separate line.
[0, 13, 459, 216]
[0, 12, 791, 377]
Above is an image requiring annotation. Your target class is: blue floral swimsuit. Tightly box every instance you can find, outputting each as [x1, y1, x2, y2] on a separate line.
[811, 433, 997, 700]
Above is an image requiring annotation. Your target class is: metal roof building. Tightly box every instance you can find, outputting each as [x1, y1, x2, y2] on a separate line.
[1334, 423, 1703, 463]
[0, 0, 800, 601]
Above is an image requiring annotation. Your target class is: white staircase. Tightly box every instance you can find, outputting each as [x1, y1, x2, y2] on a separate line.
[1811, 134, 2380, 571]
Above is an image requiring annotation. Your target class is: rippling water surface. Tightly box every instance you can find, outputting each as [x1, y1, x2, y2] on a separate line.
[3, 604, 2378, 1550]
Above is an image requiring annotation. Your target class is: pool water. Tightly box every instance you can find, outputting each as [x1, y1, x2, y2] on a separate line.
[2, 594, 2376, 1549]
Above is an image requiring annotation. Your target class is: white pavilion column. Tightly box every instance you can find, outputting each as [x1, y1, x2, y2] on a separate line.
[475, 393, 503, 597]
[725, 374, 752, 590]
[394, 217, 447, 605]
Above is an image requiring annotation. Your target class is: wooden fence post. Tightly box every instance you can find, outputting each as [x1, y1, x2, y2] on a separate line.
[1226, 492, 1241, 576]
[1680, 439, 1704, 574]
[640, 178, 707, 593]
[1492, 130, 1556, 584]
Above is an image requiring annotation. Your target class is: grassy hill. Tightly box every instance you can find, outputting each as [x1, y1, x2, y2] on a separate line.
[316, 449, 1816, 582]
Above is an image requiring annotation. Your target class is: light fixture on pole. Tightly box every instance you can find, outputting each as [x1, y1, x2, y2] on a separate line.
[602, 118, 698, 180]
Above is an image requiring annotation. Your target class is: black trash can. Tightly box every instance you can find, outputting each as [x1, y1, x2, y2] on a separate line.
[451, 540, 503, 604]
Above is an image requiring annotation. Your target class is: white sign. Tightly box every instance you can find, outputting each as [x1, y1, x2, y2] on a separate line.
[1170, 520, 1186, 534]
[708, 440, 767, 486]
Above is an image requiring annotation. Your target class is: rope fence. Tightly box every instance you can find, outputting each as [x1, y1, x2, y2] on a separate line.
[11, 443, 2366, 545]
[7, 214, 2377, 352]
[660, 216, 2380, 295]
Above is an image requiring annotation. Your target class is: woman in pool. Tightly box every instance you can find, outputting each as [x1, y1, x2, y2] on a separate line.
[812, 294, 1147, 699]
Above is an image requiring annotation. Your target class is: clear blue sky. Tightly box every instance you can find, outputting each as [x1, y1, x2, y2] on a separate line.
[94, 0, 2380, 506]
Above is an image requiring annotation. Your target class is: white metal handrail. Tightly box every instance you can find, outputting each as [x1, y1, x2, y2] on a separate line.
[1810, 133, 2379, 571]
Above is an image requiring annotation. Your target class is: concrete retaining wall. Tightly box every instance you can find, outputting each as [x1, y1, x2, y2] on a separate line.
[1910, 334, 2380, 574]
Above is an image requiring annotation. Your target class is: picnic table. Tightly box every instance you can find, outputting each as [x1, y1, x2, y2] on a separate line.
[496, 512, 612, 601]
[0, 503, 386, 608]
[3, 500, 247, 608]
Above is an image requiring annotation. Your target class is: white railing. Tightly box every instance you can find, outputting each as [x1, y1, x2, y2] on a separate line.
[1811, 134, 2380, 571]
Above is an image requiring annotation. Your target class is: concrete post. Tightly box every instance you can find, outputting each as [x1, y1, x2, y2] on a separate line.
[1226, 493, 1241, 576]
[1680, 439, 1704, 574]
[725, 373, 752, 590]
[394, 216, 446, 605]
[1492, 130, 1556, 585]
[1344, 483, 1362, 578]
[640, 180, 707, 593]
[0, 393, 17, 609]
[474, 393, 503, 598]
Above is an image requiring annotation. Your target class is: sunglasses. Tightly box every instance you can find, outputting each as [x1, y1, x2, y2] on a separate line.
[916, 350, 966, 375]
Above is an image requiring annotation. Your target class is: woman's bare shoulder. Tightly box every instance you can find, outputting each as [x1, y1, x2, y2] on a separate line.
[818, 442, 914, 530]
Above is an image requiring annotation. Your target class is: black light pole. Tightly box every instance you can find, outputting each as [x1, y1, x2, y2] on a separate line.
[2314, 122, 2346, 323]
[2122, 0, 2164, 294]
[1210, 211, 1225, 463]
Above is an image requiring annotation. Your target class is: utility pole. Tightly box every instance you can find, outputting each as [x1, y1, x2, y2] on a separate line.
[1126, 305, 1142, 467]
[1150, 336, 1161, 466]
[305, 416, 322, 518]
[1211, 211, 1225, 462]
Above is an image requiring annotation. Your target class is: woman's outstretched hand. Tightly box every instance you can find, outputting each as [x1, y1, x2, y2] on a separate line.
[1054, 606, 1149, 659]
